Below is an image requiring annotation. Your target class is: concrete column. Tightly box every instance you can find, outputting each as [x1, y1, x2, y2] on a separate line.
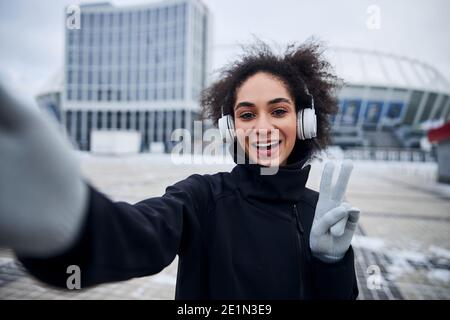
[139, 111, 146, 150]
[92, 109, 98, 131]
[71, 110, 77, 143]
[413, 91, 430, 126]
[157, 111, 164, 142]
[112, 110, 117, 130]
[81, 110, 88, 149]
[101, 110, 107, 129]
[175, 109, 182, 130]
[130, 110, 136, 130]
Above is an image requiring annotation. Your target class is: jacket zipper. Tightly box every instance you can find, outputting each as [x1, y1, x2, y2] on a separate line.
[293, 204, 306, 299]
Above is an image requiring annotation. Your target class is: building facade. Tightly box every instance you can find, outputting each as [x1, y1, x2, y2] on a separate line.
[63, 0, 211, 151]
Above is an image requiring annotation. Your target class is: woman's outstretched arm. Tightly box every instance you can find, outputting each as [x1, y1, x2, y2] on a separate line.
[0, 79, 207, 289]
[17, 176, 207, 289]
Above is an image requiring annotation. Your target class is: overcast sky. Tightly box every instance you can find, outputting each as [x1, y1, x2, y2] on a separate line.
[1, 0, 449, 103]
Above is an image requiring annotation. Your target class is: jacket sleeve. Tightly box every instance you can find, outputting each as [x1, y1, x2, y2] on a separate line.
[310, 245, 359, 300]
[16, 174, 209, 289]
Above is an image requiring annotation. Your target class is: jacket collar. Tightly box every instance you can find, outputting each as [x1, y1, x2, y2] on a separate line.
[231, 155, 312, 203]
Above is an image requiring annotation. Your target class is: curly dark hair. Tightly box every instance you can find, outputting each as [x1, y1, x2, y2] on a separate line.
[200, 39, 342, 160]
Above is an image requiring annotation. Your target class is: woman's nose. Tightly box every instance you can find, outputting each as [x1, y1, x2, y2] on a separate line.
[254, 113, 274, 130]
[253, 114, 278, 139]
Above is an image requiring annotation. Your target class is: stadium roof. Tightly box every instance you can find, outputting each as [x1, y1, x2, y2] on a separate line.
[325, 47, 450, 94]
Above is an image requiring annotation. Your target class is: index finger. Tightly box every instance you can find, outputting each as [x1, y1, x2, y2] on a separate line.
[331, 159, 353, 201]
[319, 161, 335, 197]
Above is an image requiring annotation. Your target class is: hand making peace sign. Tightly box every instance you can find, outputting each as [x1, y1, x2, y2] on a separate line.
[309, 160, 361, 263]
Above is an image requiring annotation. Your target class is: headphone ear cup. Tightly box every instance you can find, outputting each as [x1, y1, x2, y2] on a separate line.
[218, 115, 235, 143]
[297, 110, 305, 140]
[297, 108, 317, 140]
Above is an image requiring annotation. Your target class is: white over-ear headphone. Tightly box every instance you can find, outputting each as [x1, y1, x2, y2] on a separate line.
[218, 86, 317, 143]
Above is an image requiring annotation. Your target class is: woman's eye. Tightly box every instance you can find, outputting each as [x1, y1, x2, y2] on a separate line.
[272, 109, 287, 117]
[239, 112, 255, 120]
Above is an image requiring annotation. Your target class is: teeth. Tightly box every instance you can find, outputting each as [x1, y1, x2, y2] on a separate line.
[253, 141, 280, 148]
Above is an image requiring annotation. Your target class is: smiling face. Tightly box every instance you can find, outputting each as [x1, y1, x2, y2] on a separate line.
[233, 72, 298, 167]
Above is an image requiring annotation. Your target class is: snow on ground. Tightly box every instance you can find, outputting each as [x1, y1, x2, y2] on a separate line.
[427, 269, 450, 285]
[353, 234, 450, 286]
[352, 235, 385, 252]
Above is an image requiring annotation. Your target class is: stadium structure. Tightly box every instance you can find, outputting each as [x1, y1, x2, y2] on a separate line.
[327, 47, 450, 149]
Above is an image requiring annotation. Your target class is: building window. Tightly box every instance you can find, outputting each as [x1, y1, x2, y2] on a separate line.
[404, 91, 423, 125]
[76, 111, 82, 142]
[117, 112, 122, 129]
[97, 111, 102, 129]
[154, 111, 159, 141]
[66, 110, 72, 132]
[181, 110, 185, 129]
[107, 111, 112, 129]
[68, 31, 74, 46]
[79, 69, 85, 86]
[87, 111, 93, 149]
[435, 96, 449, 120]
[67, 70, 73, 85]
[68, 51, 73, 65]
[89, 13, 94, 28]
[364, 101, 383, 126]
[126, 111, 131, 129]
[419, 93, 437, 122]
[386, 102, 404, 119]
[135, 111, 140, 131]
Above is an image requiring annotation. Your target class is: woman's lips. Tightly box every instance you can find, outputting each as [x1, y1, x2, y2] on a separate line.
[251, 140, 281, 159]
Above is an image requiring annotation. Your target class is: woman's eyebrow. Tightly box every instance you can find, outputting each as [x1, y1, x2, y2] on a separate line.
[235, 97, 292, 110]
[235, 101, 256, 110]
[268, 97, 292, 105]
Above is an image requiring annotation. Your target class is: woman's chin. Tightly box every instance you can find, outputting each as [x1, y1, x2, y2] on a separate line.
[249, 153, 284, 167]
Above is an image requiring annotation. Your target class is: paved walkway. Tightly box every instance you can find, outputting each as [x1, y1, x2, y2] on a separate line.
[0, 154, 449, 299]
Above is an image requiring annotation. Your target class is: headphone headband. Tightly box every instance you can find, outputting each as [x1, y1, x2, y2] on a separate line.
[303, 84, 315, 111]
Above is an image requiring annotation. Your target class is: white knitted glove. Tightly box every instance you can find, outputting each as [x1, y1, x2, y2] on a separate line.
[310, 160, 360, 263]
[0, 79, 88, 258]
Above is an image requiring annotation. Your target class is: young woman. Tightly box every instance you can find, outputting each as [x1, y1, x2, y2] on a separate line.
[0, 41, 360, 299]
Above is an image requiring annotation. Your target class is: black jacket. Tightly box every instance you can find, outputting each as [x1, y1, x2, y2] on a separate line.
[18, 157, 358, 300]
